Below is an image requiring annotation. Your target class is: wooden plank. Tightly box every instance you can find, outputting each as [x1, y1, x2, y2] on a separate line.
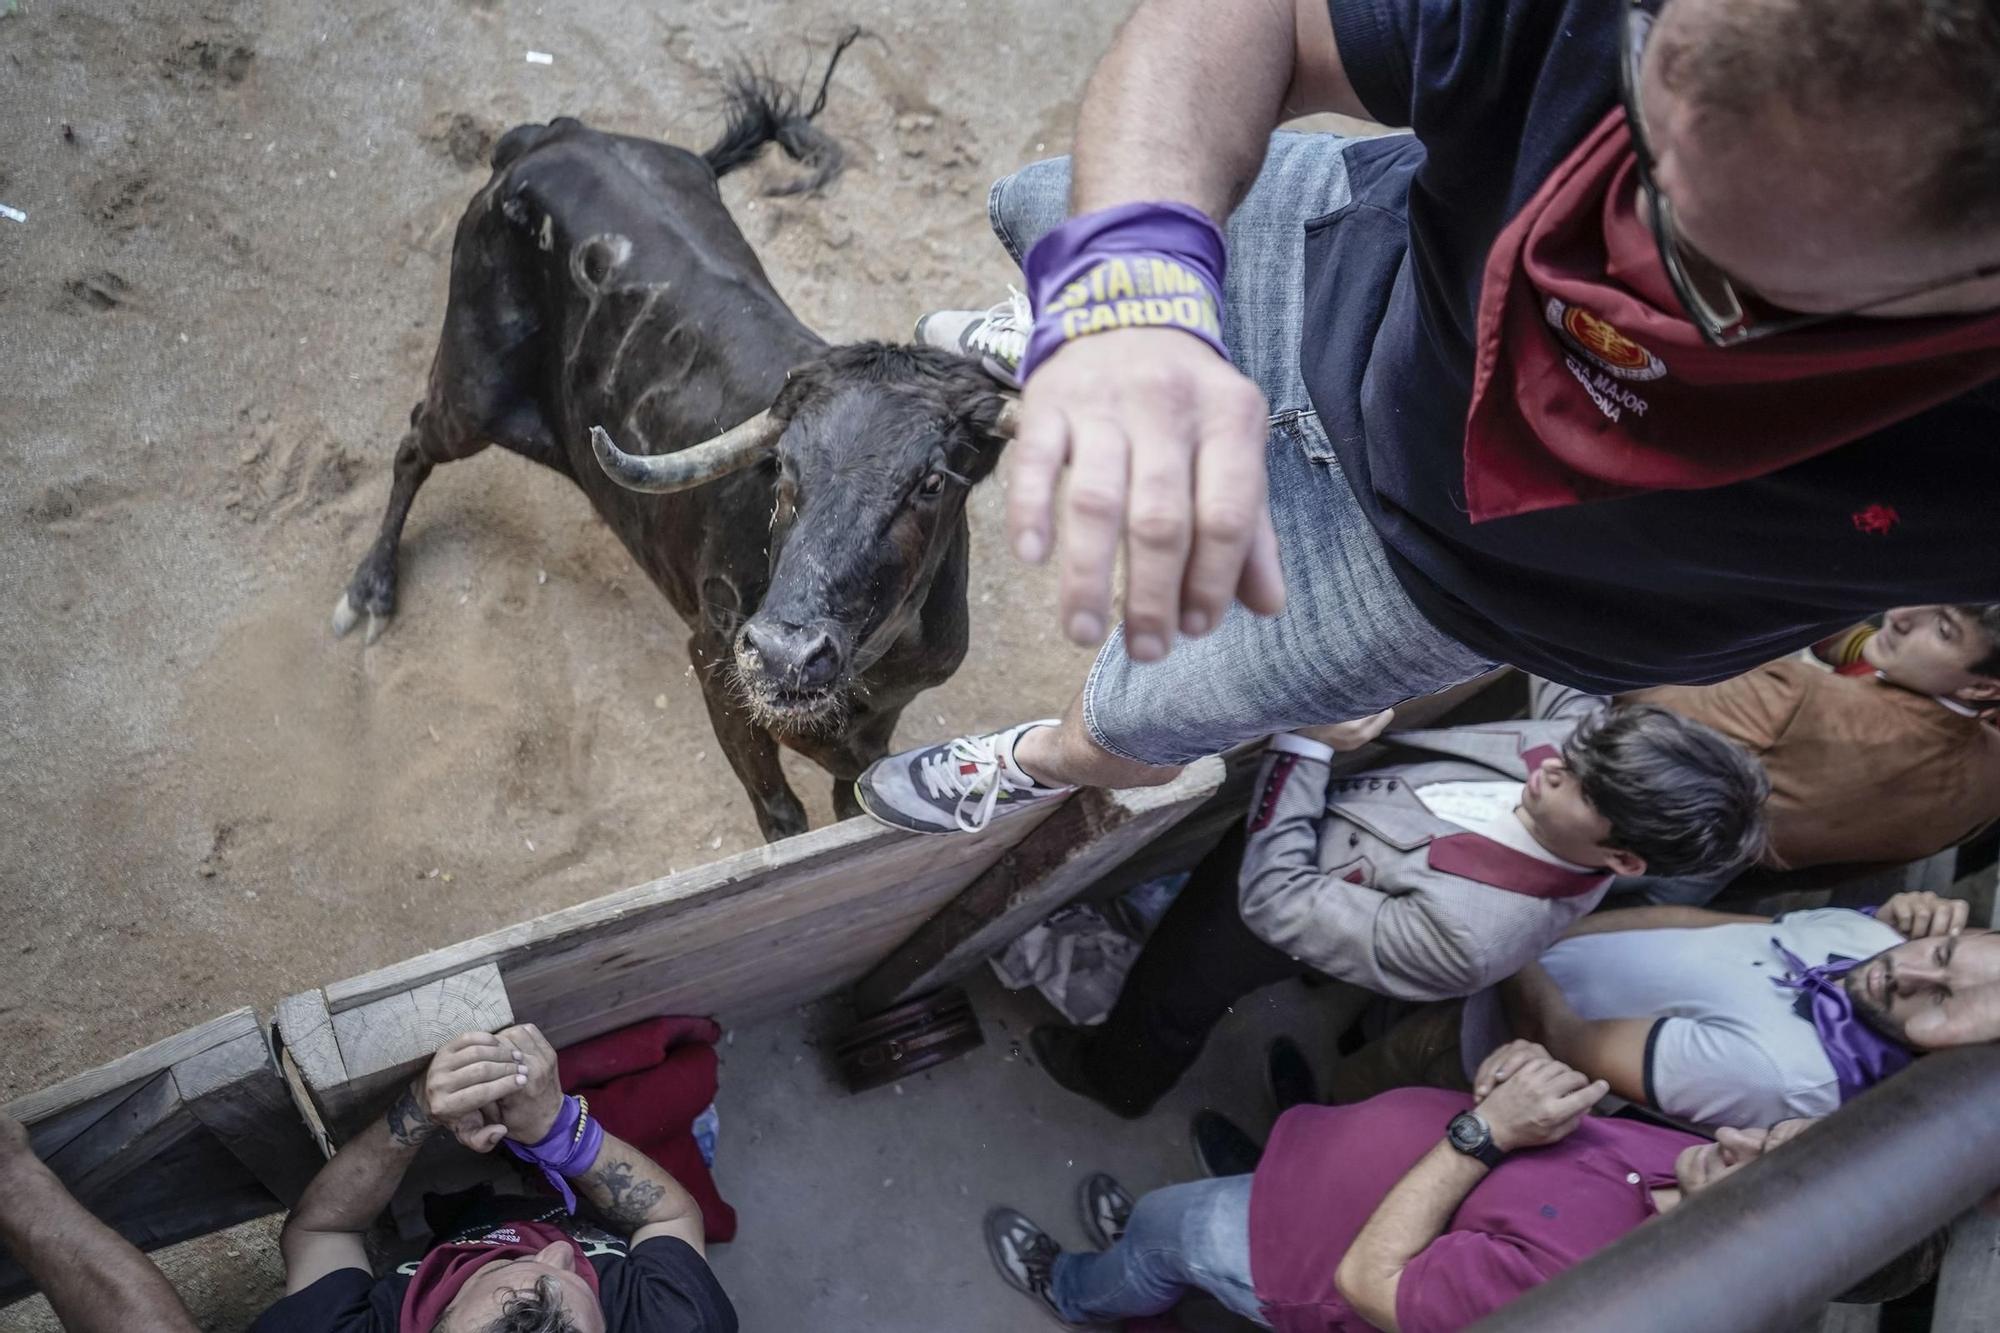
[274, 989, 347, 1089]
[279, 1047, 336, 1160]
[173, 1029, 323, 1205]
[43, 1072, 199, 1203]
[2, 1007, 259, 1128]
[852, 755, 1226, 1012]
[330, 963, 513, 1083]
[324, 799, 1056, 1013]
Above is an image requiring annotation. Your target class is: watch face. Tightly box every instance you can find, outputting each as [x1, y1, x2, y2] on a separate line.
[1448, 1112, 1488, 1152]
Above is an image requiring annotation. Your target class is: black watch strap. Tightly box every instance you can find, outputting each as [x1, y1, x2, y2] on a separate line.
[1447, 1111, 1506, 1168]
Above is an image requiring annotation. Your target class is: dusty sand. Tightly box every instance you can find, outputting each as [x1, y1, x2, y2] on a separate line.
[0, 0, 1123, 1106]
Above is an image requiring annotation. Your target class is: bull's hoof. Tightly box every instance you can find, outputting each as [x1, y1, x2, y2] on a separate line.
[330, 592, 390, 645]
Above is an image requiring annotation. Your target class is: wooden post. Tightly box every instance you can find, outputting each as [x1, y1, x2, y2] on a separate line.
[851, 755, 1226, 1013]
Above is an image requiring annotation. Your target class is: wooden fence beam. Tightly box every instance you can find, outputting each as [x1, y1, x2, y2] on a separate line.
[851, 755, 1227, 1013]
[173, 1028, 323, 1205]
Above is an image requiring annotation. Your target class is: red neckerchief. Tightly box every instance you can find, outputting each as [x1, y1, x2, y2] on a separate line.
[1463, 109, 2000, 523]
[398, 1221, 599, 1332]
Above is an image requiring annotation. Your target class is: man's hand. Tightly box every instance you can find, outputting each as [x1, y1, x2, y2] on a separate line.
[492, 1023, 566, 1144]
[1907, 979, 2000, 1047]
[1880, 891, 1970, 940]
[1008, 330, 1284, 660]
[411, 1032, 525, 1153]
[1293, 708, 1396, 753]
[1471, 1039, 1552, 1100]
[1474, 1056, 1607, 1153]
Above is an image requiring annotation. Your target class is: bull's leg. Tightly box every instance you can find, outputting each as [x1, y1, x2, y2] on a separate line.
[333, 406, 483, 643]
[821, 706, 904, 822]
[693, 638, 809, 842]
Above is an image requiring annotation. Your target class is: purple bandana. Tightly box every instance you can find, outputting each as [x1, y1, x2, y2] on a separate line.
[1769, 939, 1914, 1104]
[1019, 202, 1228, 379]
[505, 1094, 605, 1213]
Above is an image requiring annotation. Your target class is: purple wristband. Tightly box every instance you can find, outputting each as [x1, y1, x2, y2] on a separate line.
[1019, 201, 1229, 379]
[505, 1095, 606, 1214]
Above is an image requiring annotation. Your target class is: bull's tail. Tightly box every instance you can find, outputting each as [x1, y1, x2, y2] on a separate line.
[701, 27, 866, 196]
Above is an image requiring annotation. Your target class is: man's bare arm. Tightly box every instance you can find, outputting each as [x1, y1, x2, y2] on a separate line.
[1006, 0, 1365, 655]
[1072, 0, 1364, 217]
[1500, 964, 1654, 1104]
[573, 1131, 706, 1256]
[0, 1115, 199, 1333]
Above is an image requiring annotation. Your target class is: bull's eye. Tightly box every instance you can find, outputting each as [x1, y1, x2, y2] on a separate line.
[917, 471, 946, 498]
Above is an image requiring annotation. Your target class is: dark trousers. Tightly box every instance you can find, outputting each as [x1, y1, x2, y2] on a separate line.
[1062, 826, 1309, 1117]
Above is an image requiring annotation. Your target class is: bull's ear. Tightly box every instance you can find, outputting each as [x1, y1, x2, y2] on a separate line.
[942, 368, 1012, 462]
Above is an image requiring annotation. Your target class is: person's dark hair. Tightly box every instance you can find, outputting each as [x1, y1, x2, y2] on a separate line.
[1963, 603, 2000, 677]
[476, 1276, 581, 1333]
[1562, 704, 1770, 877]
[1655, 0, 2000, 235]
[1832, 1225, 1951, 1305]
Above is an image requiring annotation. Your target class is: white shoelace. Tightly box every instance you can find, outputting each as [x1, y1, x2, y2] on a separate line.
[919, 730, 1037, 831]
[966, 286, 1030, 365]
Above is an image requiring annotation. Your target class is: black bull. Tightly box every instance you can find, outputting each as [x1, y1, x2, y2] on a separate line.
[334, 100, 1012, 841]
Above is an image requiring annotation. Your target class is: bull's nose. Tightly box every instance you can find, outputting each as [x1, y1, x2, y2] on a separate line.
[741, 620, 843, 689]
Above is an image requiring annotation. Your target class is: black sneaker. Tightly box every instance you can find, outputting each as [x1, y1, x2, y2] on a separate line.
[984, 1206, 1078, 1325]
[1266, 1035, 1318, 1114]
[1191, 1110, 1264, 1178]
[1076, 1172, 1134, 1252]
[1029, 1026, 1151, 1121]
[855, 719, 1072, 834]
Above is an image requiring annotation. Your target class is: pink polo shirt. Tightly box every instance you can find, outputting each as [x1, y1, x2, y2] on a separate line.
[1249, 1089, 1699, 1333]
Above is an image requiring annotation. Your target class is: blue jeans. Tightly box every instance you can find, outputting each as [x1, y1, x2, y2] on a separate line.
[989, 133, 1497, 767]
[1048, 1176, 1269, 1326]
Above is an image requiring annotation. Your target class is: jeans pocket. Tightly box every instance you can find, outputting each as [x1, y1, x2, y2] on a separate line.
[1273, 408, 1340, 465]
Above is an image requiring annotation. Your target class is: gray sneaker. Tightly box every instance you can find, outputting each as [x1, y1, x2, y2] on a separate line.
[915, 287, 1029, 388]
[1076, 1172, 1134, 1252]
[984, 1206, 1078, 1325]
[855, 719, 1071, 834]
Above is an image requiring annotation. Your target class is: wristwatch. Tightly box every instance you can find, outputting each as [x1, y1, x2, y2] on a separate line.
[1446, 1111, 1506, 1168]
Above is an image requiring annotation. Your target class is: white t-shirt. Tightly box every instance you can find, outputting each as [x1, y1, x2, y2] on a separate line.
[1461, 907, 1904, 1129]
[1414, 780, 1594, 871]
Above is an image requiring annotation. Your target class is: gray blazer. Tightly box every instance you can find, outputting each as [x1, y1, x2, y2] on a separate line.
[1238, 720, 1611, 1002]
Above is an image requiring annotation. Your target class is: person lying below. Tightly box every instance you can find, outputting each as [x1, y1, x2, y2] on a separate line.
[0, 1108, 200, 1333]
[983, 1045, 1934, 1331]
[1337, 891, 1990, 1129]
[1031, 702, 1766, 1119]
[254, 1025, 736, 1333]
[1541, 603, 2000, 904]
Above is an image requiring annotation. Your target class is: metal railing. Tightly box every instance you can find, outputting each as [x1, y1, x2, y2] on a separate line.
[1470, 1043, 2000, 1332]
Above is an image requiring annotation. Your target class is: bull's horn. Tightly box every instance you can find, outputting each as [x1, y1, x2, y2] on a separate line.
[589, 413, 783, 494]
[995, 397, 1020, 439]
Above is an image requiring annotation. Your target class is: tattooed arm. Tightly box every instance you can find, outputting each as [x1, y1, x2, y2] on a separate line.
[575, 1132, 707, 1255]
[279, 1033, 522, 1293]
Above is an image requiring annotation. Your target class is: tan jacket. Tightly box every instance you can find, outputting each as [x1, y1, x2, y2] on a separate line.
[1625, 660, 2000, 869]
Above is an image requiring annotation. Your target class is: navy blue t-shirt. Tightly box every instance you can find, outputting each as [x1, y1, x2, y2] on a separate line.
[248, 1227, 736, 1333]
[1307, 0, 2000, 692]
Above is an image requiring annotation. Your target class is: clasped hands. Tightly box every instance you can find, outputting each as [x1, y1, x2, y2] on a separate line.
[405, 1023, 566, 1154]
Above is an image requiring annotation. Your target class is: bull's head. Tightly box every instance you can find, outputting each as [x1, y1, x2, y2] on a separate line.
[590, 343, 1015, 729]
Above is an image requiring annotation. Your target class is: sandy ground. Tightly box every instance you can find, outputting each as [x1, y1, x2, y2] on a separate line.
[0, 0, 1128, 1105]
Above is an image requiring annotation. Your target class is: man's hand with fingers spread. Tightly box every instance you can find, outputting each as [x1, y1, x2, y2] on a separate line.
[1880, 891, 1970, 940]
[1008, 330, 1284, 659]
[1474, 1056, 1608, 1153]
[410, 1031, 527, 1153]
